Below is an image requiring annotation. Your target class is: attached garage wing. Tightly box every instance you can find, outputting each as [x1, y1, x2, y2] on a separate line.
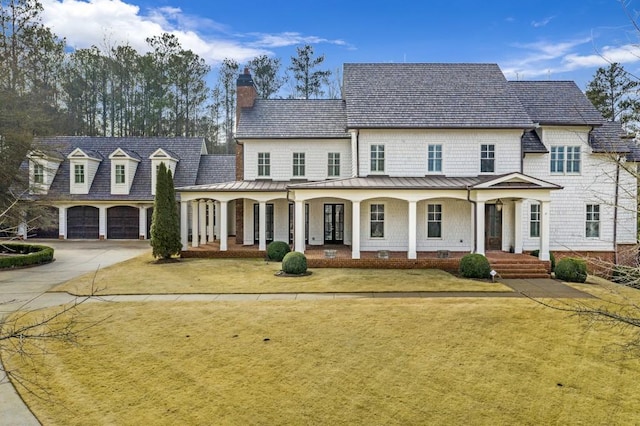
[67, 206, 99, 239]
[107, 206, 139, 239]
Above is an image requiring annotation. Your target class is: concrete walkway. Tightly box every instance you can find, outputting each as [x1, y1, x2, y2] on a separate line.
[0, 241, 594, 425]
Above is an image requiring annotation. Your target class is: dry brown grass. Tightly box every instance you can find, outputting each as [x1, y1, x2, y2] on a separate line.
[52, 253, 510, 295]
[6, 297, 640, 425]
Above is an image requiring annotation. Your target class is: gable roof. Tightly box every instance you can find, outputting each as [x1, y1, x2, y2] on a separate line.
[509, 81, 604, 126]
[34, 136, 206, 201]
[195, 155, 236, 185]
[236, 99, 349, 139]
[342, 63, 534, 129]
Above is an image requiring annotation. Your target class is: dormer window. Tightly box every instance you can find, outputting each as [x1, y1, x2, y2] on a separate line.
[109, 148, 140, 195]
[67, 148, 102, 195]
[149, 148, 178, 195]
[33, 164, 44, 184]
[27, 150, 63, 195]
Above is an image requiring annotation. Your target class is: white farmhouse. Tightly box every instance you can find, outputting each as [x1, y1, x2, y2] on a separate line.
[178, 63, 638, 265]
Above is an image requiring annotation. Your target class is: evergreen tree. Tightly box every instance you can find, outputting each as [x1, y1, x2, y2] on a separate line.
[288, 45, 331, 99]
[586, 63, 639, 125]
[150, 162, 181, 260]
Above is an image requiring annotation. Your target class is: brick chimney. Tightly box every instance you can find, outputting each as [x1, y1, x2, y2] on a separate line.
[235, 68, 256, 244]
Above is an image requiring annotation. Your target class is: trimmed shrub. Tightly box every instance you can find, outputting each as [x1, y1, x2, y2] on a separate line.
[266, 240, 291, 261]
[459, 253, 491, 279]
[282, 251, 307, 275]
[0, 243, 54, 269]
[530, 250, 556, 271]
[554, 257, 587, 283]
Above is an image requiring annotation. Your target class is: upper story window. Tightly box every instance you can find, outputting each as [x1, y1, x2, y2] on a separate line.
[258, 152, 270, 177]
[551, 146, 581, 174]
[328, 152, 340, 177]
[370, 144, 385, 173]
[370, 203, 385, 238]
[115, 164, 126, 184]
[480, 144, 495, 173]
[530, 204, 540, 238]
[74, 164, 85, 184]
[427, 204, 442, 238]
[427, 144, 442, 173]
[33, 163, 44, 184]
[293, 152, 305, 177]
[586, 204, 600, 238]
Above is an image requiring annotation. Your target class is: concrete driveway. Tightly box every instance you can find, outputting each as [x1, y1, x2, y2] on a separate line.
[0, 239, 151, 425]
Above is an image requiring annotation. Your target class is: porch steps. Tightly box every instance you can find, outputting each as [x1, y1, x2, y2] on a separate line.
[489, 256, 551, 279]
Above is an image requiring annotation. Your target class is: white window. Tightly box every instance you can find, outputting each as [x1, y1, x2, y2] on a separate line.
[586, 204, 600, 238]
[74, 164, 85, 184]
[427, 144, 442, 173]
[427, 204, 442, 238]
[551, 146, 581, 174]
[115, 164, 126, 184]
[33, 163, 44, 184]
[328, 152, 340, 177]
[370, 204, 384, 238]
[370, 145, 385, 173]
[480, 144, 495, 173]
[530, 204, 540, 238]
[293, 152, 305, 177]
[258, 153, 270, 177]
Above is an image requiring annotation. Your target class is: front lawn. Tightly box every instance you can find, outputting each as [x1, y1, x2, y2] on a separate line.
[52, 254, 510, 295]
[6, 297, 640, 425]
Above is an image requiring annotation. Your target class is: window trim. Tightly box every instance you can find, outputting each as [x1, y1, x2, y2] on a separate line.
[369, 203, 385, 239]
[530, 203, 540, 238]
[293, 152, 305, 177]
[33, 163, 44, 184]
[551, 145, 581, 175]
[427, 144, 443, 173]
[328, 152, 340, 177]
[586, 204, 600, 238]
[480, 144, 495, 173]
[74, 164, 85, 184]
[258, 152, 270, 177]
[370, 144, 385, 174]
[115, 164, 126, 184]
[426, 203, 442, 239]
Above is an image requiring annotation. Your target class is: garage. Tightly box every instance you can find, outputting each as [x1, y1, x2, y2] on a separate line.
[67, 206, 99, 239]
[107, 206, 140, 239]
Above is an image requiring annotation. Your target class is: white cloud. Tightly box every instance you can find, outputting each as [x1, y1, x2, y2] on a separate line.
[39, 0, 346, 66]
[531, 16, 555, 28]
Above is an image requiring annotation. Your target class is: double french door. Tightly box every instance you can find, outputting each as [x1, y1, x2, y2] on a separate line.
[324, 204, 344, 244]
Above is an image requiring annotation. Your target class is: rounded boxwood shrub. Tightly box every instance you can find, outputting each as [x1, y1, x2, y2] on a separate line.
[282, 251, 307, 275]
[0, 243, 54, 269]
[530, 249, 556, 271]
[459, 253, 491, 279]
[554, 257, 587, 283]
[266, 240, 291, 261]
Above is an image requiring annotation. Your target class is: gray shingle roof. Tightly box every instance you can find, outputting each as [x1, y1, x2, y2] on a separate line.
[195, 155, 236, 185]
[342, 63, 535, 129]
[522, 130, 547, 153]
[34, 136, 206, 201]
[236, 99, 349, 139]
[509, 81, 604, 126]
[589, 121, 632, 154]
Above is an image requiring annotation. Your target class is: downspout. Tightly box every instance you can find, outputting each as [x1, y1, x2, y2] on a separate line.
[467, 186, 477, 253]
[614, 155, 621, 265]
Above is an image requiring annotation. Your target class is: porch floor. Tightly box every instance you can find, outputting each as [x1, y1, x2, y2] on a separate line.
[181, 238, 551, 278]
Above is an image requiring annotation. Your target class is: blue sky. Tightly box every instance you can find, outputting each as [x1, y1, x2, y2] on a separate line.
[40, 0, 640, 89]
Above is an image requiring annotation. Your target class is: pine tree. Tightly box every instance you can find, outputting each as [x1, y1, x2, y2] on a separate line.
[150, 162, 182, 260]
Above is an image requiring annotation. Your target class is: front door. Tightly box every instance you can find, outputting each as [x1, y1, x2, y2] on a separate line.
[324, 204, 344, 244]
[485, 204, 502, 250]
[253, 203, 274, 244]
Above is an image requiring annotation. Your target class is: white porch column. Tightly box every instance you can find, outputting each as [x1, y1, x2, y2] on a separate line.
[352, 200, 361, 259]
[220, 201, 228, 251]
[539, 200, 551, 261]
[199, 201, 207, 245]
[180, 201, 188, 250]
[408, 200, 417, 259]
[514, 200, 523, 254]
[58, 206, 67, 239]
[139, 206, 147, 240]
[207, 201, 215, 243]
[258, 201, 267, 251]
[99, 206, 107, 240]
[350, 130, 358, 177]
[475, 201, 485, 255]
[213, 201, 220, 240]
[191, 200, 199, 248]
[294, 200, 306, 254]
